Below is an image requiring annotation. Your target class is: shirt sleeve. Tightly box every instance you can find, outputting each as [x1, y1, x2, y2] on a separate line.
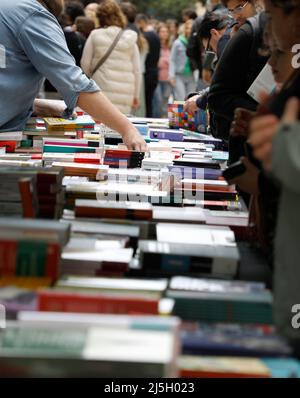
[272, 122, 300, 194]
[17, 9, 100, 112]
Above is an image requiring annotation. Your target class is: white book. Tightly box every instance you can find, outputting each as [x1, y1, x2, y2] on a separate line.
[247, 63, 277, 103]
[0, 131, 23, 141]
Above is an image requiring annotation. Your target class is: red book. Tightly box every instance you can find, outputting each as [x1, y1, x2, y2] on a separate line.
[38, 290, 159, 315]
[18, 178, 36, 219]
[0, 240, 60, 280]
[74, 153, 101, 164]
[0, 240, 18, 276]
[0, 141, 17, 153]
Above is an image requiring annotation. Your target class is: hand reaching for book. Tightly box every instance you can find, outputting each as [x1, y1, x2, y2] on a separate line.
[184, 95, 200, 115]
[122, 129, 148, 152]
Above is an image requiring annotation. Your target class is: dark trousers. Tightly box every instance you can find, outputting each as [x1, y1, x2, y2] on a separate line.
[144, 72, 158, 118]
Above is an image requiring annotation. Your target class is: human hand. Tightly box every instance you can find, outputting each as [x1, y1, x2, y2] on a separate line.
[230, 108, 256, 137]
[227, 157, 260, 195]
[169, 78, 176, 87]
[122, 128, 148, 152]
[184, 94, 200, 115]
[132, 97, 140, 110]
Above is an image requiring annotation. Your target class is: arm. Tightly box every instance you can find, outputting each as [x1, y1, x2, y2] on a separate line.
[80, 33, 94, 77]
[18, 11, 146, 150]
[77, 91, 147, 151]
[33, 99, 67, 117]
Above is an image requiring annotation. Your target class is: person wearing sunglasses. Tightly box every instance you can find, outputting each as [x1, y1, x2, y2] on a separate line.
[184, 11, 232, 114]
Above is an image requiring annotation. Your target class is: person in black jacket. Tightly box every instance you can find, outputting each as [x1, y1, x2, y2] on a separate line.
[136, 14, 160, 118]
[208, 9, 268, 164]
[184, 11, 233, 116]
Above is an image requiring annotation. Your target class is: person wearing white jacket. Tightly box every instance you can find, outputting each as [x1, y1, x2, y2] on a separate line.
[81, 0, 141, 115]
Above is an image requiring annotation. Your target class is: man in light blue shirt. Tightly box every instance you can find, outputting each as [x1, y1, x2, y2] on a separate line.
[0, 0, 146, 150]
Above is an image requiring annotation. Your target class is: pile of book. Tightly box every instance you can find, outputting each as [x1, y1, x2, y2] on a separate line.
[1, 111, 299, 378]
[60, 236, 134, 276]
[74, 200, 153, 221]
[37, 276, 171, 316]
[0, 165, 65, 219]
[180, 323, 292, 358]
[0, 218, 70, 283]
[0, 131, 24, 153]
[103, 149, 145, 168]
[135, 224, 240, 279]
[44, 115, 95, 132]
[0, 314, 179, 377]
[165, 276, 273, 325]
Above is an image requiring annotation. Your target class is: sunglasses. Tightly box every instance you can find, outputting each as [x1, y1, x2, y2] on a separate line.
[228, 1, 249, 15]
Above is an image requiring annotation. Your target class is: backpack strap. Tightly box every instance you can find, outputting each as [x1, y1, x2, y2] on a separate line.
[90, 29, 124, 77]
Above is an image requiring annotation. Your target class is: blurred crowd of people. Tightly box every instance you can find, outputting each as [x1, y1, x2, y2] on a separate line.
[44, 0, 217, 117]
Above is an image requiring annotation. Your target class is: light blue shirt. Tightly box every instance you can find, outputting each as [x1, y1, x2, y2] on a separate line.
[0, 0, 100, 132]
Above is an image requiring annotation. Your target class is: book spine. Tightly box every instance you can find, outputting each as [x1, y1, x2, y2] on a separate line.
[0, 240, 60, 279]
[0, 141, 17, 153]
[141, 252, 213, 275]
[19, 178, 36, 219]
[43, 146, 96, 154]
[38, 292, 159, 314]
[75, 207, 153, 221]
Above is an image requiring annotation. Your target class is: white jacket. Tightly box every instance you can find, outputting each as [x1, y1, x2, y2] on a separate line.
[81, 26, 141, 114]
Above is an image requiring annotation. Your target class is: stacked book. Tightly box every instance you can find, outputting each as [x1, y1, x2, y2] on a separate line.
[0, 317, 179, 377]
[180, 322, 292, 358]
[0, 218, 70, 283]
[178, 356, 271, 378]
[0, 165, 65, 219]
[44, 115, 95, 132]
[65, 182, 168, 207]
[107, 168, 160, 186]
[37, 277, 170, 316]
[0, 286, 38, 319]
[149, 128, 184, 142]
[0, 131, 24, 153]
[53, 162, 108, 181]
[136, 224, 240, 279]
[74, 200, 153, 221]
[181, 131, 224, 150]
[104, 149, 145, 168]
[61, 236, 134, 276]
[165, 276, 273, 325]
[178, 178, 237, 201]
